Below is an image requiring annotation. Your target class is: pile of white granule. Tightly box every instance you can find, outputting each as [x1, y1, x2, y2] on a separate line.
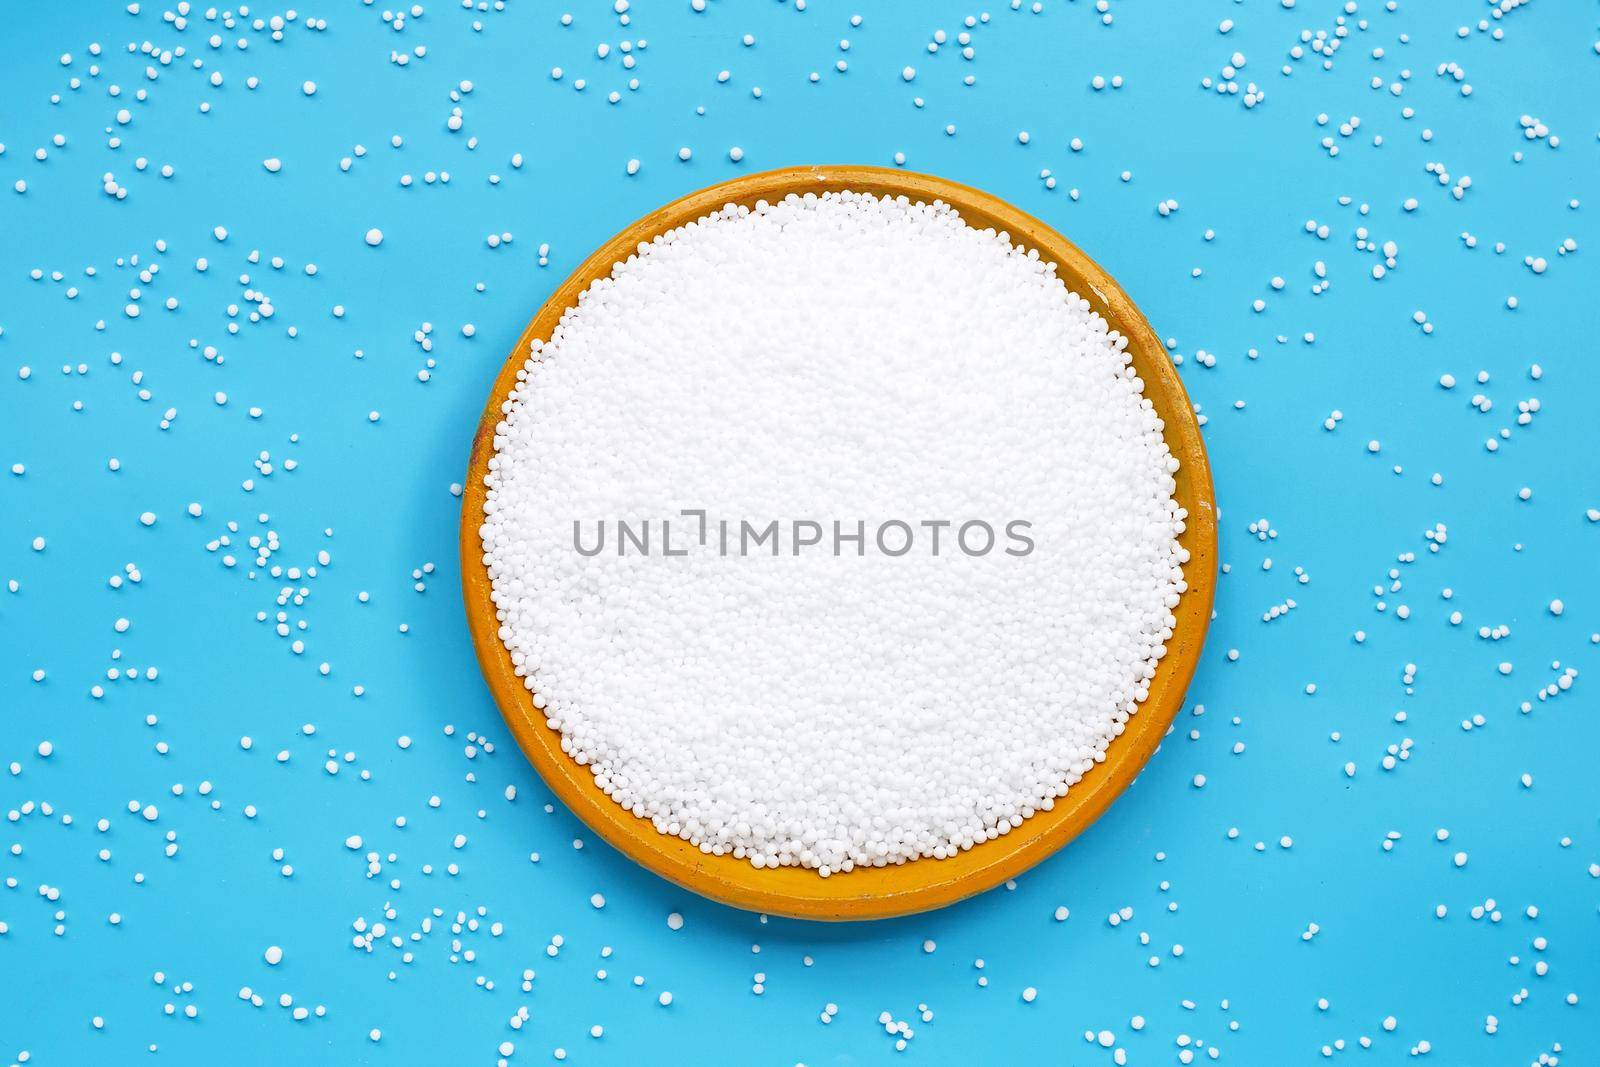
[481, 191, 1188, 876]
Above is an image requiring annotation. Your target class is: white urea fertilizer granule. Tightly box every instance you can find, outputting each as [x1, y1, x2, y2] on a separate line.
[482, 191, 1188, 875]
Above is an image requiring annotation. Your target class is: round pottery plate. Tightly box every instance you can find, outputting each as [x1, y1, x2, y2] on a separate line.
[461, 165, 1217, 921]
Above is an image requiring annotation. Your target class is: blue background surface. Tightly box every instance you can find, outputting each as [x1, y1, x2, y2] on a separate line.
[2, 2, 1597, 1064]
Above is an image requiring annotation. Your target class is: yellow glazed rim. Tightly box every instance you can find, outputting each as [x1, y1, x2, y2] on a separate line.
[460, 166, 1218, 921]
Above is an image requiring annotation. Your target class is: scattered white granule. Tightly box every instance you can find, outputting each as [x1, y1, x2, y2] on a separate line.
[482, 191, 1187, 875]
